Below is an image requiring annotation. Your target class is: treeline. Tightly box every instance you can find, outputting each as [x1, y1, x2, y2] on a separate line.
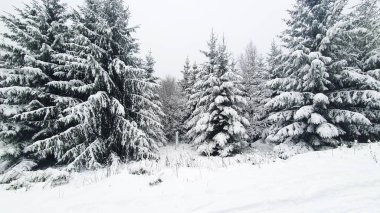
[0, 0, 379, 183]
[161, 0, 380, 156]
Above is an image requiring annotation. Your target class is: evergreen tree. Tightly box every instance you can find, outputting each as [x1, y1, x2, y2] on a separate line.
[265, 0, 380, 148]
[180, 57, 192, 93]
[238, 42, 271, 142]
[322, 0, 380, 141]
[137, 52, 166, 146]
[190, 62, 200, 89]
[267, 40, 283, 78]
[1, 0, 163, 172]
[325, 0, 380, 70]
[186, 33, 249, 156]
[0, 0, 71, 170]
[181, 59, 200, 129]
[143, 51, 156, 79]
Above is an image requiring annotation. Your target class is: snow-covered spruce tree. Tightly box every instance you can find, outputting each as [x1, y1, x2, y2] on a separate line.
[137, 52, 166, 146]
[265, 0, 380, 148]
[181, 59, 201, 132]
[0, 0, 71, 172]
[188, 62, 201, 94]
[324, 0, 380, 70]
[238, 42, 271, 142]
[186, 33, 249, 156]
[322, 0, 380, 141]
[267, 40, 283, 79]
[143, 51, 156, 79]
[180, 57, 192, 93]
[24, 0, 162, 171]
[358, 0, 380, 73]
[261, 40, 283, 140]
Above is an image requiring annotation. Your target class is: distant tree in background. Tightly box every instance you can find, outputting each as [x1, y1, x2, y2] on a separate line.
[143, 51, 156, 79]
[159, 76, 186, 142]
[238, 42, 271, 142]
[267, 40, 283, 79]
[180, 57, 192, 93]
[180, 58, 200, 137]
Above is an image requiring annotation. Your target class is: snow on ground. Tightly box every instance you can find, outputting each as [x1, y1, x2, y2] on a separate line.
[0, 143, 380, 213]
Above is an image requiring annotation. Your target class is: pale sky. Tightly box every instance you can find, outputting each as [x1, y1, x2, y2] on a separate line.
[0, 0, 295, 78]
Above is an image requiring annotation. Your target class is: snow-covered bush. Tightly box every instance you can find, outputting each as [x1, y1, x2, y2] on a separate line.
[4, 168, 70, 190]
[273, 140, 313, 160]
[0, 160, 36, 184]
[49, 170, 70, 187]
[108, 153, 123, 176]
[0, 161, 10, 174]
[128, 160, 158, 175]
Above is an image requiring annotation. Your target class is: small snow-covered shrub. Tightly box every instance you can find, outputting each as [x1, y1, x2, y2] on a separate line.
[128, 160, 157, 175]
[107, 153, 123, 176]
[0, 160, 36, 184]
[0, 161, 10, 174]
[27, 170, 51, 183]
[149, 178, 163, 186]
[6, 179, 32, 191]
[49, 171, 70, 187]
[3, 168, 71, 190]
[274, 140, 313, 160]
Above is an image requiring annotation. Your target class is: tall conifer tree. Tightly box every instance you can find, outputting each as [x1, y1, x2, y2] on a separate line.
[266, 0, 380, 148]
[239, 42, 271, 142]
[186, 33, 249, 156]
[0, 0, 71, 170]
[1, 0, 164, 173]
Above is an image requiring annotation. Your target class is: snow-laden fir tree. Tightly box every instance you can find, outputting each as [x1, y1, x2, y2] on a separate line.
[181, 59, 200, 131]
[186, 33, 249, 156]
[267, 40, 283, 79]
[0, 0, 71, 172]
[137, 52, 166, 146]
[238, 42, 271, 142]
[2, 0, 164, 173]
[180, 57, 192, 93]
[143, 51, 156, 79]
[324, 0, 379, 70]
[265, 0, 380, 148]
[262, 40, 283, 139]
[322, 0, 380, 141]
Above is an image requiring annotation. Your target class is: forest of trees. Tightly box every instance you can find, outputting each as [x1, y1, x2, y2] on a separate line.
[0, 0, 379, 186]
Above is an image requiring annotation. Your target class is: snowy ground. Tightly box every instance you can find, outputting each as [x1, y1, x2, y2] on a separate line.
[1, 143, 380, 213]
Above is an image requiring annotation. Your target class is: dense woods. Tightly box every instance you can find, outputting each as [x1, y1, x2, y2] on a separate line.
[0, 0, 379, 189]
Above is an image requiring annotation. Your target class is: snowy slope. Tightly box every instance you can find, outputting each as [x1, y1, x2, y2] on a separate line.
[0, 143, 379, 213]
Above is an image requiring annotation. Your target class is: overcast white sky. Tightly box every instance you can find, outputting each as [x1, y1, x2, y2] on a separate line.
[1, 0, 295, 78]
